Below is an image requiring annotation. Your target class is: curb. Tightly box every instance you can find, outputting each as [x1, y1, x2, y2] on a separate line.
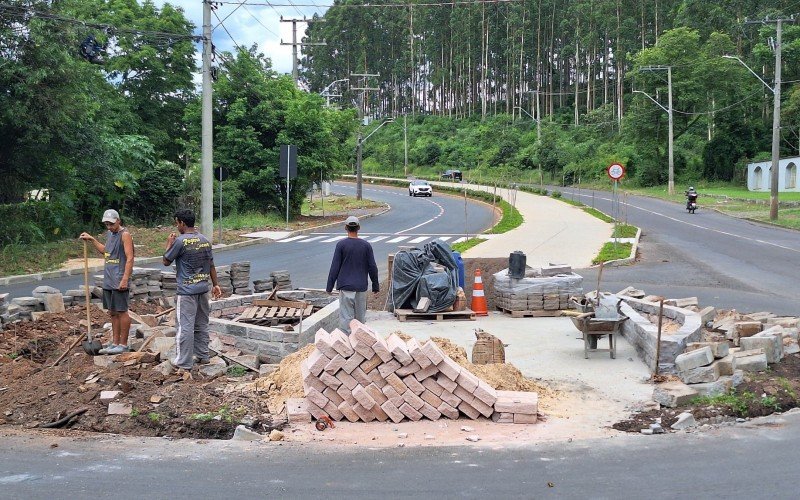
[0, 200, 391, 288]
[602, 226, 641, 267]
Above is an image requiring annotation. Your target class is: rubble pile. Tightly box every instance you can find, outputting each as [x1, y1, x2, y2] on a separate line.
[297, 320, 538, 424]
[493, 266, 583, 313]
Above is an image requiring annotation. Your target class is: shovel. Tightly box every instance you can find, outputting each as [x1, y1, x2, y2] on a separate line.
[81, 240, 103, 355]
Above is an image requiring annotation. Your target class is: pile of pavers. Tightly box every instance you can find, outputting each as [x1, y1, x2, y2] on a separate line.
[231, 261, 252, 295]
[0, 293, 9, 330]
[493, 266, 583, 312]
[216, 266, 233, 296]
[297, 320, 538, 424]
[271, 270, 292, 291]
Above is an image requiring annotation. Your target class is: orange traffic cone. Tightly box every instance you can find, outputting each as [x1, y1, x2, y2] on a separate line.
[470, 268, 489, 316]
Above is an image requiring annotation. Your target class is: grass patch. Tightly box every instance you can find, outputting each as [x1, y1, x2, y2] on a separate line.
[226, 365, 248, 377]
[302, 193, 382, 216]
[451, 238, 487, 253]
[0, 240, 74, 276]
[487, 201, 523, 234]
[191, 404, 242, 423]
[582, 207, 614, 223]
[592, 242, 633, 264]
[130, 408, 140, 417]
[147, 412, 161, 423]
[690, 390, 785, 417]
[559, 197, 583, 207]
[612, 224, 638, 238]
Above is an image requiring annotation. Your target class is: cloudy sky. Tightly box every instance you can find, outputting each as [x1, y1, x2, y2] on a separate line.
[154, 1, 330, 75]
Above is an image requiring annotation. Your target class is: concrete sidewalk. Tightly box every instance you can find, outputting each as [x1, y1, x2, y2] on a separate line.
[440, 181, 612, 267]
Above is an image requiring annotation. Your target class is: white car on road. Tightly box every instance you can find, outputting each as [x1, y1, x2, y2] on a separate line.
[409, 179, 433, 197]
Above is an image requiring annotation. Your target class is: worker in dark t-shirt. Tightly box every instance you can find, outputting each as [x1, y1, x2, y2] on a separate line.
[326, 216, 379, 334]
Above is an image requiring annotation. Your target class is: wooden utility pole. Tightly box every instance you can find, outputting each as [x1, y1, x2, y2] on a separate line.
[280, 16, 326, 86]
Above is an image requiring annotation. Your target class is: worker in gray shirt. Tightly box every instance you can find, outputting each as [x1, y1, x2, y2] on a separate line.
[163, 208, 222, 371]
[326, 216, 379, 334]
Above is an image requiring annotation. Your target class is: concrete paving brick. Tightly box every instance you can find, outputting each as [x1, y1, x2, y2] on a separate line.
[418, 401, 441, 420]
[365, 383, 388, 405]
[352, 402, 376, 422]
[395, 361, 421, 377]
[351, 367, 372, 387]
[413, 363, 439, 381]
[401, 390, 426, 410]
[352, 385, 377, 410]
[370, 402, 390, 422]
[453, 385, 476, 405]
[385, 372, 408, 395]
[324, 354, 347, 374]
[305, 399, 327, 420]
[734, 321, 762, 340]
[335, 370, 358, 390]
[692, 378, 733, 397]
[715, 354, 735, 376]
[381, 384, 401, 401]
[494, 390, 539, 414]
[367, 368, 388, 388]
[336, 385, 358, 406]
[686, 341, 729, 359]
[314, 329, 339, 359]
[472, 381, 498, 406]
[421, 340, 445, 365]
[380, 400, 405, 423]
[407, 338, 433, 369]
[389, 396, 405, 409]
[372, 337, 393, 363]
[732, 369, 745, 387]
[305, 387, 329, 409]
[377, 359, 402, 378]
[653, 381, 699, 408]
[350, 320, 377, 343]
[323, 400, 345, 421]
[329, 328, 355, 357]
[352, 337, 376, 359]
[398, 402, 423, 421]
[437, 356, 461, 381]
[337, 401, 360, 422]
[458, 400, 481, 419]
[402, 375, 426, 395]
[307, 349, 331, 376]
[341, 352, 366, 374]
[741, 333, 783, 363]
[436, 374, 458, 393]
[360, 354, 383, 374]
[301, 360, 327, 394]
[678, 363, 721, 384]
[421, 377, 444, 396]
[386, 333, 414, 366]
[491, 412, 514, 423]
[439, 390, 461, 408]
[674, 346, 714, 371]
[319, 370, 341, 389]
[420, 389, 443, 409]
[286, 398, 311, 424]
[513, 413, 538, 424]
[438, 401, 460, 419]
[469, 395, 494, 417]
[733, 351, 768, 372]
[323, 387, 344, 407]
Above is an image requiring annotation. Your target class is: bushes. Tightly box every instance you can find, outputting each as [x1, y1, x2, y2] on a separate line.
[0, 199, 80, 246]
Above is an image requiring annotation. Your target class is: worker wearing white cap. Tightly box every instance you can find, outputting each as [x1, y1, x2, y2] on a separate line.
[79, 208, 134, 354]
[325, 216, 379, 334]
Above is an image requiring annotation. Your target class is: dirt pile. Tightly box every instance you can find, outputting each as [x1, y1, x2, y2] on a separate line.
[246, 344, 316, 413]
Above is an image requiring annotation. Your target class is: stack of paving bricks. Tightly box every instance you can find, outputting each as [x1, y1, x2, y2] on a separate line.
[215, 266, 233, 296]
[0, 293, 8, 330]
[252, 278, 274, 293]
[271, 270, 292, 291]
[129, 268, 161, 301]
[493, 267, 583, 313]
[300, 320, 538, 424]
[231, 261, 252, 295]
[160, 271, 178, 297]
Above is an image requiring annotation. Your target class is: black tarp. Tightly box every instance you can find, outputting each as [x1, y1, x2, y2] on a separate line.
[389, 241, 459, 313]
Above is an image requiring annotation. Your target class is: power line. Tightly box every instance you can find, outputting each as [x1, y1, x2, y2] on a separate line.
[213, 0, 520, 7]
[242, 4, 279, 37]
[212, 9, 246, 52]
[213, 0, 248, 32]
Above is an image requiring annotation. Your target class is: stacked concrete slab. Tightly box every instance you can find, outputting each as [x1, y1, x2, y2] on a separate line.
[300, 320, 538, 424]
[231, 261, 252, 295]
[492, 268, 583, 312]
[675, 343, 746, 397]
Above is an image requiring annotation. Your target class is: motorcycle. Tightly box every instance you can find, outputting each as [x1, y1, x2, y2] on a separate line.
[686, 192, 698, 214]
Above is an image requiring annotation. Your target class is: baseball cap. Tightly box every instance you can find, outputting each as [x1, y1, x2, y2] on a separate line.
[345, 216, 360, 228]
[102, 209, 120, 223]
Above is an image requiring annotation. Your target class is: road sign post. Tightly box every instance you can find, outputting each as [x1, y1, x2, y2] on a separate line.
[607, 163, 626, 251]
[280, 145, 298, 228]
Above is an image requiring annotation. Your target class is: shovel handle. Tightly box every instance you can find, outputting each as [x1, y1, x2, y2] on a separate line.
[83, 240, 92, 342]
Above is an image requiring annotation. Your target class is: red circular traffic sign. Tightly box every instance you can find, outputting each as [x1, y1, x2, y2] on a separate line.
[607, 163, 626, 181]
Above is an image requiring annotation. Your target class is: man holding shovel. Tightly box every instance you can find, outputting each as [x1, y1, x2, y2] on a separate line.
[79, 209, 134, 355]
[163, 208, 222, 371]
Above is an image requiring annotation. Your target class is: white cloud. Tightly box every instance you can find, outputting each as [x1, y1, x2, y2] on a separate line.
[154, 0, 328, 75]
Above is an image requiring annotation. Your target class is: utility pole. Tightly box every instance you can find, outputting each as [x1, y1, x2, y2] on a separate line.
[280, 17, 326, 86]
[766, 18, 784, 220]
[403, 114, 408, 177]
[201, 0, 213, 240]
[639, 66, 674, 195]
[351, 73, 379, 200]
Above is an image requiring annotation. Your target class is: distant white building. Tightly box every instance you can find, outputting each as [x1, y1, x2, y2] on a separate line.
[747, 157, 799, 191]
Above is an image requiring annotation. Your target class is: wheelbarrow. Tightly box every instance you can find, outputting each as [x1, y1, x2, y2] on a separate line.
[570, 311, 628, 359]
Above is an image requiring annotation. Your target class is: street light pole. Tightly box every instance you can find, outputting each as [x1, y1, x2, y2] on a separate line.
[639, 66, 674, 195]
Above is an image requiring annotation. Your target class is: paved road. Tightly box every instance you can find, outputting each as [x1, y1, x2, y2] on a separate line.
[0, 182, 495, 299]
[561, 187, 800, 316]
[2, 410, 798, 499]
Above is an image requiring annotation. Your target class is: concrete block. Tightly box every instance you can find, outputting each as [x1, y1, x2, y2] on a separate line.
[699, 306, 716, 324]
[420, 389, 443, 409]
[306, 400, 327, 420]
[686, 341, 729, 359]
[107, 402, 132, 416]
[403, 375, 426, 395]
[337, 401, 360, 422]
[741, 332, 783, 363]
[715, 355, 734, 376]
[341, 352, 365, 374]
[351, 337, 376, 360]
[329, 328, 355, 357]
[733, 351, 768, 372]
[436, 374, 458, 393]
[692, 378, 733, 397]
[395, 361, 421, 377]
[286, 398, 311, 424]
[377, 359, 402, 378]
[421, 377, 444, 396]
[351, 367, 372, 388]
[418, 402, 441, 420]
[671, 412, 697, 430]
[453, 385, 475, 405]
[323, 387, 344, 407]
[513, 413, 538, 424]
[380, 400, 405, 423]
[678, 363, 720, 384]
[369, 402, 390, 422]
[413, 363, 439, 381]
[306, 349, 330, 376]
[352, 385, 377, 410]
[438, 402, 460, 420]
[385, 372, 408, 395]
[100, 390, 121, 402]
[323, 401, 345, 422]
[401, 390, 425, 410]
[457, 400, 481, 420]
[360, 354, 382, 374]
[365, 383, 388, 406]
[386, 333, 413, 365]
[472, 381, 498, 406]
[421, 340, 445, 365]
[437, 356, 462, 381]
[675, 346, 714, 371]
[398, 402, 423, 421]
[334, 370, 358, 390]
[323, 354, 346, 374]
[305, 387, 329, 409]
[494, 391, 539, 414]
[372, 337, 393, 363]
[336, 385, 357, 407]
[367, 367, 387, 388]
[491, 412, 514, 423]
[469, 395, 494, 418]
[381, 384, 401, 401]
[407, 338, 432, 369]
[455, 369, 480, 393]
[439, 390, 461, 409]
[318, 370, 341, 389]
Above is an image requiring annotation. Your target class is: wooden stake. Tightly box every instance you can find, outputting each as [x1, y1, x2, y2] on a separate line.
[50, 335, 83, 368]
[595, 260, 605, 308]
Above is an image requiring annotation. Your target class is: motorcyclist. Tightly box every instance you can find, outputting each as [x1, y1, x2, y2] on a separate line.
[685, 186, 698, 209]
